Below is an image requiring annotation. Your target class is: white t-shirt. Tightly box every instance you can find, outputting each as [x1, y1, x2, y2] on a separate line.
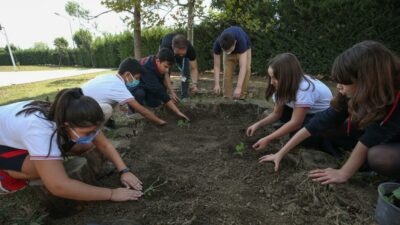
[81, 74, 134, 105]
[0, 101, 62, 160]
[274, 75, 333, 114]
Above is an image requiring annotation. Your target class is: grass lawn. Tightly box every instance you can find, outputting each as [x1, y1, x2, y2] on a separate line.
[0, 65, 86, 72]
[0, 70, 116, 105]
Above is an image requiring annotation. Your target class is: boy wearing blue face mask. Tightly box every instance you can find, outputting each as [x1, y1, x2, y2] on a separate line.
[81, 58, 166, 126]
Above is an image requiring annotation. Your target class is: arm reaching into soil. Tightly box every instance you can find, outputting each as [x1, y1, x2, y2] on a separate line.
[308, 142, 368, 184]
[33, 160, 142, 201]
[252, 107, 309, 151]
[247, 104, 284, 137]
[165, 100, 190, 121]
[189, 60, 199, 94]
[259, 128, 311, 171]
[127, 100, 166, 125]
[93, 132, 143, 191]
[163, 74, 180, 103]
[233, 51, 248, 99]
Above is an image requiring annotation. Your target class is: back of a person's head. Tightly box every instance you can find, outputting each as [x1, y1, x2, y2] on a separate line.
[172, 34, 188, 49]
[49, 88, 104, 128]
[157, 48, 175, 65]
[220, 32, 235, 50]
[118, 57, 143, 75]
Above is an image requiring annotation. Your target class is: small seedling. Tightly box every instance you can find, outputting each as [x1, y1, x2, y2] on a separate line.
[233, 142, 246, 156]
[382, 186, 400, 207]
[143, 176, 168, 197]
[177, 119, 191, 128]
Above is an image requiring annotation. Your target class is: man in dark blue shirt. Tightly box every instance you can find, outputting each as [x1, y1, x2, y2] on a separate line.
[128, 48, 190, 121]
[160, 33, 199, 99]
[213, 26, 251, 99]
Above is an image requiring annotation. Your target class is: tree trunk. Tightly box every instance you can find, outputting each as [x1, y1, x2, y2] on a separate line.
[133, 2, 142, 59]
[187, 0, 195, 45]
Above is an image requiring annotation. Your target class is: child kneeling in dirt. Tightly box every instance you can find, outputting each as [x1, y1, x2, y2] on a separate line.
[0, 88, 143, 201]
[128, 48, 190, 121]
[247, 53, 333, 150]
[259, 41, 400, 184]
[81, 57, 166, 127]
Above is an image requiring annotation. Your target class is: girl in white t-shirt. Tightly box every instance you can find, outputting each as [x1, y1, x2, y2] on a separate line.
[247, 53, 333, 152]
[0, 88, 143, 201]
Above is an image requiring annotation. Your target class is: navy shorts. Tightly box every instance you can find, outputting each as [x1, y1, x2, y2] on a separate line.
[0, 145, 29, 172]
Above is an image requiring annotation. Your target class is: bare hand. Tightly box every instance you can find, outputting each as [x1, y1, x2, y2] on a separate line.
[252, 137, 271, 151]
[110, 188, 143, 201]
[246, 123, 259, 136]
[308, 168, 350, 185]
[179, 112, 190, 122]
[158, 120, 167, 126]
[233, 87, 242, 99]
[191, 84, 199, 95]
[170, 92, 180, 104]
[121, 172, 143, 191]
[214, 84, 221, 96]
[258, 153, 283, 172]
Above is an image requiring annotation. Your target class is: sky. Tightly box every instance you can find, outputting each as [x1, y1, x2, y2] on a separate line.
[0, 0, 156, 49]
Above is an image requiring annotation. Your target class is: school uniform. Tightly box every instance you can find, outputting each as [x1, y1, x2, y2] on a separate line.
[305, 92, 400, 151]
[213, 26, 252, 99]
[0, 101, 62, 193]
[160, 33, 197, 98]
[129, 56, 171, 107]
[81, 74, 135, 120]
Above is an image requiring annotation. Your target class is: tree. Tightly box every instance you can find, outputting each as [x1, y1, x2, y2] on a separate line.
[101, 0, 170, 59]
[73, 29, 93, 49]
[32, 42, 49, 51]
[54, 37, 69, 66]
[4, 44, 17, 54]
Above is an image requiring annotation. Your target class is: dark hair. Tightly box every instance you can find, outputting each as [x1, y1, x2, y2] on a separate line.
[157, 48, 175, 66]
[219, 32, 235, 50]
[118, 57, 143, 75]
[172, 34, 188, 50]
[17, 88, 104, 157]
[265, 53, 314, 105]
[331, 40, 400, 128]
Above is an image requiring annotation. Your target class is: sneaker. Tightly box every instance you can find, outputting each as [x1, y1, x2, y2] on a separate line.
[0, 170, 27, 194]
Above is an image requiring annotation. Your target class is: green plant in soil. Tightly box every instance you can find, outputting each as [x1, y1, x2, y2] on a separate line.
[382, 186, 400, 207]
[143, 176, 168, 197]
[177, 119, 191, 128]
[233, 142, 246, 156]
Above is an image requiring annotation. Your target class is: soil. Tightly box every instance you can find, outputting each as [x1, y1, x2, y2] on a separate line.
[41, 100, 377, 225]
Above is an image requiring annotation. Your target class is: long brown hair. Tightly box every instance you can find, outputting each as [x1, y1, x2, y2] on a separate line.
[265, 53, 314, 105]
[17, 88, 104, 157]
[331, 41, 400, 128]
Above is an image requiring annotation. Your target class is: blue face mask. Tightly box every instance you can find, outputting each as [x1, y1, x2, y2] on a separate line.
[126, 79, 140, 88]
[71, 128, 99, 144]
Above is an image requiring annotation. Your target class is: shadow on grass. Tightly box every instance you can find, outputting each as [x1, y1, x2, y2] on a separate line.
[2, 91, 60, 105]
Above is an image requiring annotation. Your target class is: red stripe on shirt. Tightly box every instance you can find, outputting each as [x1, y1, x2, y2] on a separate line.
[0, 150, 28, 158]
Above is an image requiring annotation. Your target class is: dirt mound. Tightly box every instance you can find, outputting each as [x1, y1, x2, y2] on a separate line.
[47, 102, 377, 225]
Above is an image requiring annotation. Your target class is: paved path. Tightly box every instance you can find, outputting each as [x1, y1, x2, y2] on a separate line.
[0, 68, 111, 87]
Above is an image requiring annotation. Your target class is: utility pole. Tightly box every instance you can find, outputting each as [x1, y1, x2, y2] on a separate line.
[0, 24, 17, 71]
[54, 12, 76, 48]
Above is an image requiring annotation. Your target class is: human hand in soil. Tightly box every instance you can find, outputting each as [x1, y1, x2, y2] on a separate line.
[308, 168, 350, 185]
[110, 188, 143, 201]
[233, 87, 242, 99]
[158, 119, 167, 126]
[258, 153, 283, 172]
[121, 172, 143, 191]
[252, 137, 271, 150]
[177, 112, 190, 121]
[191, 84, 199, 95]
[170, 92, 180, 104]
[246, 123, 259, 136]
[214, 84, 221, 96]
